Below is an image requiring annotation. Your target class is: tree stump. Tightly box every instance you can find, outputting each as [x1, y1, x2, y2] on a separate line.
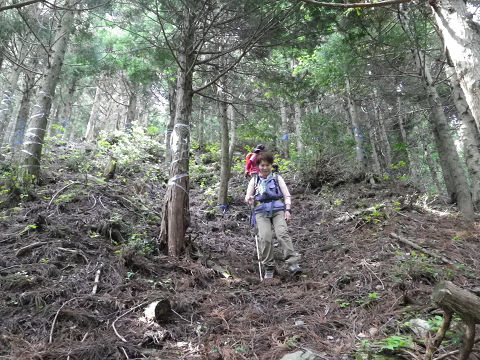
[425, 281, 480, 360]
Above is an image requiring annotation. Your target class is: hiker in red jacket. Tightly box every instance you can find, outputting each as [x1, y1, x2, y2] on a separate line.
[245, 144, 265, 178]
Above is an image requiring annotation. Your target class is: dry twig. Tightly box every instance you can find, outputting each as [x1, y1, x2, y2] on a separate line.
[48, 181, 80, 208]
[112, 302, 148, 342]
[16, 241, 48, 257]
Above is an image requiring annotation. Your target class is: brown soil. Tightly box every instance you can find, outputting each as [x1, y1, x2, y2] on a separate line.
[1, 144, 480, 360]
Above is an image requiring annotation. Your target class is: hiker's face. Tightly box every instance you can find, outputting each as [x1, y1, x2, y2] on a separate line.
[259, 160, 272, 176]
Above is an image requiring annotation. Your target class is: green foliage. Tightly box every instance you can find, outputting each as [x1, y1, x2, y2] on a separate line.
[377, 335, 413, 351]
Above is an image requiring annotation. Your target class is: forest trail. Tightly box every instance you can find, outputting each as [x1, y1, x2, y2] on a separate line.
[1, 143, 479, 360]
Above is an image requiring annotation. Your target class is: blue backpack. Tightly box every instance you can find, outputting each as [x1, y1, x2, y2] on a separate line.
[253, 173, 285, 218]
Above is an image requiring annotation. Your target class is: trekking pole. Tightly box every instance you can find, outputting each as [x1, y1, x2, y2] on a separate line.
[255, 230, 263, 282]
[250, 204, 263, 282]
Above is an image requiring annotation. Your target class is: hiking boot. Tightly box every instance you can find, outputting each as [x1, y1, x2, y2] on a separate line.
[288, 264, 302, 275]
[264, 268, 274, 279]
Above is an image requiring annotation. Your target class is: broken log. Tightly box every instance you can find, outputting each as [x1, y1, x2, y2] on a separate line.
[432, 281, 480, 323]
[425, 281, 480, 360]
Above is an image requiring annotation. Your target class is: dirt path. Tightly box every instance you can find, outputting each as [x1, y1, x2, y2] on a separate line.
[1, 145, 479, 360]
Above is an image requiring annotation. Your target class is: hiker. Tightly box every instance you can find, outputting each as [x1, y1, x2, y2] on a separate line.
[244, 151, 301, 279]
[244, 144, 265, 177]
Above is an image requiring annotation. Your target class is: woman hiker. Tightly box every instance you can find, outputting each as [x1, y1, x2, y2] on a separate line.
[244, 151, 301, 279]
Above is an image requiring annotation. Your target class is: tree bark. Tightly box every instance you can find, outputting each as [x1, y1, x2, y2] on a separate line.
[217, 78, 230, 207]
[293, 102, 304, 155]
[11, 71, 36, 153]
[85, 86, 102, 142]
[366, 113, 381, 174]
[374, 88, 392, 169]
[397, 96, 418, 182]
[59, 78, 77, 139]
[445, 63, 480, 207]
[228, 103, 236, 167]
[21, 2, 75, 179]
[160, 8, 195, 257]
[346, 76, 367, 173]
[165, 79, 176, 165]
[430, 0, 480, 130]
[280, 97, 290, 158]
[399, 4, 473, 223]
[125, 83, 137, 132]
[0, 66, 21, 145]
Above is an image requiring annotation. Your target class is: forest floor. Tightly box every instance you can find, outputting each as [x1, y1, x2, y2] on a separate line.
[1, 141, 480, 360]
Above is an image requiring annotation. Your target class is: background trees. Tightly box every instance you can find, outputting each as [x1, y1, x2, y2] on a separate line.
[1, 0, 479, 250]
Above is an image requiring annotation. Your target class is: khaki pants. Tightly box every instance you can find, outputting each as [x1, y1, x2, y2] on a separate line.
[255, 210, 301, 269]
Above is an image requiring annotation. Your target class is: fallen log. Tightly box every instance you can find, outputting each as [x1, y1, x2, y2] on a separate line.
[424, 281, 480, 360]
[390, 233, 453, 265]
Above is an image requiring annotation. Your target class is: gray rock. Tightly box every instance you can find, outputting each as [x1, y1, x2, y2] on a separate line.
[280, 349, 323, 360]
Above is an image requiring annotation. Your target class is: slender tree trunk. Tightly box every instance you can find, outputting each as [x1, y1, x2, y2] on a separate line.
[366, 113, 381, 174]
[160, 8, 195, 257]
[430, 0, 480, 129]
[165, 79, 176, 164]
[85, 86, 102, 142]
[293, 102, 303, 155]
[346, 77, 367, 173]
[280, 97, 290, 158]
[60, 78, 77, 139]
[446, 63, 480, 206]
[0, 67, 21, 145]
[374, 88, 392, 169]
[125, 84, 137, 132]
[217, 79, 230, 207]
[11, 72, 36, 153]
[21, 3, 75, 179]
[228, 103, 236, 165]
[397, 97, 418, 183]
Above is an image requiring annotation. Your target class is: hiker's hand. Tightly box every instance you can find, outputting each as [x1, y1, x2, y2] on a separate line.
[245, 195, 254, 204]
[244, 171, 250, 178]
[285, 211, 291, 223]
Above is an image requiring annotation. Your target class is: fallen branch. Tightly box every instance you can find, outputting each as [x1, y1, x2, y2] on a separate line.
[91, 266, 102, 295]
[49, 297, 80, 343]
[112, 302, 148, 342]
[48, 181, 80, 208]
[57, 247, 89, 264]
[390, 233, 453, 265]
[16, 241, 48, 257]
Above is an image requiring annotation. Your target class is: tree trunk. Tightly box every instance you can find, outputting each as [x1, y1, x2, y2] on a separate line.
[21, 3, 75, 179]
[422, 135, 443, 194]
[374, 88, 392, 169]
[160, 8, 195, 257]
[430, 0, 480, 130]
[125, 83, 137, 132]
[280, 97, 290, 158]
[346, 76, 367, 173]
[228, 103, 236, 166]
[0, 66, 21, 145]
[217, 80, 230, 207]
[60, 78, 77, 139]
[446, 63, 480, 206]
[85, 86, 102, 142]
[426, 65, 473, 222]
[400, 4, 473, 223]
[366, 113, 381, 174]
[165, 79, 176, 165]
[397, 96, 417, 182]
[293, 102, 303, 155]
[11, 71, 36, 153]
